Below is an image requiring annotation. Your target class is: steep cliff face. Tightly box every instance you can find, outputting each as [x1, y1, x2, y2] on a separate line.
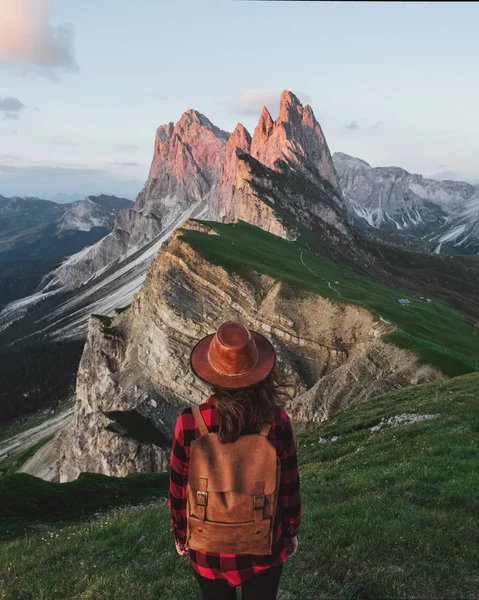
[40, 111, 228, 293]
[138, 110, 228, 212]
[55, 220, 442, 482]
[209, 91, 347, 238]
[334, 152, 479, 255]
[251, 91, 342, 196]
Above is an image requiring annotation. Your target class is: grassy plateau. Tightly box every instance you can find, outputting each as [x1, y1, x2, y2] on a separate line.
[1, 375, 477, 599]
[179, 220, 479, 377]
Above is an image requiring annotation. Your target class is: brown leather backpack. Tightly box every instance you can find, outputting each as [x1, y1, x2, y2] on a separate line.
[186, 406, 281, 555]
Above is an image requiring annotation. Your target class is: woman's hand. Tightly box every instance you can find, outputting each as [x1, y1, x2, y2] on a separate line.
[175, 539, 189, 556]
[285, 535, 298, 557]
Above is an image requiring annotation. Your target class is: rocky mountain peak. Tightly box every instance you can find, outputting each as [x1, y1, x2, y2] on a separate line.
[334, 152, 479, 255]
[136, 108, 229, 216]
[333, 152, 372, 169]
[250, 107, 274, 159]
[277, 89, 302, 123]
[250, 89, 342, 197]
[177, 108, 229, 140]
[157, 122, 174, 142]
[225, 123, 251, 166]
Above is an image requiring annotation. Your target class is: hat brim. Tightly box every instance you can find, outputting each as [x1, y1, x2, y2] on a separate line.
[190, 330, 276, 389]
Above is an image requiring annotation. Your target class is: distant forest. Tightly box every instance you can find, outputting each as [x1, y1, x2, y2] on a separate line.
[0, 259, 59, 309]
[0, 340, 84, 423]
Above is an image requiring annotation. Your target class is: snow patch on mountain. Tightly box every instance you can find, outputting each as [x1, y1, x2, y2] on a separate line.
[439, 224, 466, 244]
[334, 152, 479, 255]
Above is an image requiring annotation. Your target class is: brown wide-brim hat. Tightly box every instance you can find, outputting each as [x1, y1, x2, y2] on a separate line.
[190, 320, 276, 389]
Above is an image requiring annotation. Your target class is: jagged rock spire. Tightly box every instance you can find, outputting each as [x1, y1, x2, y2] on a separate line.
[249, 89, 342, 196]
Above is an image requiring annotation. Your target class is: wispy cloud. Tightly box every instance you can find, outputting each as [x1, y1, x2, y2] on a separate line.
[426, 168, 479, 185]
[0, 0, 79, 79]
[0, 164, 105, 176]
[344, 120, 360, 130]
[0, 153, 18, 162]
[111, 161, 141, 167]
[52, 139, 78, 147]
[0, 96, 26, 120]
[232, 89, 312, 117]
[369, 121, 383, 129]
[114, 143, 140, 152]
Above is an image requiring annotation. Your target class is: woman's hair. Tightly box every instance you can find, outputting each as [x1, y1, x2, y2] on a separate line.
[211, 368, 290, 444]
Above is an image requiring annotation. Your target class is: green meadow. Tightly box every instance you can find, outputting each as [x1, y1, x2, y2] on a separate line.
[179, 220, 479, 376]
[1, 375, 477, 599]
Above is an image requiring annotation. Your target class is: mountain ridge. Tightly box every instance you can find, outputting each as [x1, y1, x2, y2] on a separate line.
[334, 152, 479, 255]
[0, 194, 133, 307]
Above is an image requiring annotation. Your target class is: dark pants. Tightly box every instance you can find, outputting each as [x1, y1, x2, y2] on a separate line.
[193, 563, 283, 600]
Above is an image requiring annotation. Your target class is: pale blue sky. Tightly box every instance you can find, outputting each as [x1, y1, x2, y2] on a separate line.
[1, 0, 478, 199]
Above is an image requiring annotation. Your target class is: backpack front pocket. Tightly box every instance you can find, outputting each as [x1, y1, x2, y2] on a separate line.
[187, 515, 273, 555]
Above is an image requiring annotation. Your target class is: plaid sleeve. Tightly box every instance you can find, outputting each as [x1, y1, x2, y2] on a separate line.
[277, 410, 302, 538]
[168, 411, 191, 544]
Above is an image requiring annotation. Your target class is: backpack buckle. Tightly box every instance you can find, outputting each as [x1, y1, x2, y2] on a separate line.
[197, 490, 208, 506]
[254, 494, 265, 509]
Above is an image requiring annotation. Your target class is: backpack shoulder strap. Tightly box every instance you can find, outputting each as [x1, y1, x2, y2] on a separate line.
[259, 421, 272, 437]
[192, 405, 209, 436]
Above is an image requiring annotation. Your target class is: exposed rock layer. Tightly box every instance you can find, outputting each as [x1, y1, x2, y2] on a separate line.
[40, 112, 228, 293]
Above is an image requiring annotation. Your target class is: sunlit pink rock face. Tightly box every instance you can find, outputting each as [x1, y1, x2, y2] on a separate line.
[207, 122, 285, 233]
[38, 91, 346, 293]
[208, 90, 345, 237]
[250, 90, 342, 196]
[209, 122, 287, 237]
[135, 109, 229, 213]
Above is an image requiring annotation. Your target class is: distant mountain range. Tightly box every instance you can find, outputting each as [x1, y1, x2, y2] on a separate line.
[334, 153, 479, 256]
[0, 194, 133, 307]
[0, 194, 133, 261]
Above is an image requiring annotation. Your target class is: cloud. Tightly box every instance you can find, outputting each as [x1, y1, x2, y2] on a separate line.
[426, 168, 479, 185]
[0, 153, 18, 162]
[114, 143, 140, 152]
[52, 139, 78, 147]
[233, 89, 312, 117]
[344, 120, 360, 130]
[0, 0, 78, 78]
[0, 96, 26, 120]
[0, 164, 105, 176]
[369, 121, 383, 129]
[112, 161, 141, 167]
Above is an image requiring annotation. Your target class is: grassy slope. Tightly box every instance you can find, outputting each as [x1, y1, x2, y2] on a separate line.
[179, 220, 479, 376]
[1, 375, 477, 600]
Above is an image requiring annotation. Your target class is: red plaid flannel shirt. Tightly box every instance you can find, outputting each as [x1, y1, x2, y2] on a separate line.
[168, 395, 302, 587]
